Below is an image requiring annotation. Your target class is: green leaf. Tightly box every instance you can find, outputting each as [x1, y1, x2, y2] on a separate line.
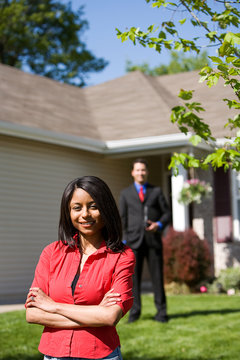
[178, 89, 194, 100]
[209, 56, 223, 64]
[174, 41, 183, 51]
[158, 30, 166, 39]
[223, 99, 240, 109]
[226, 56, 237, 63]
[179, 126, 189, 134]
[203, 153, 217, 165]
[189, 135, 202, 146]
[148, 24, 155, 32]
[232, 59, 240, 68]
[219, 42, 233, 57]
[121, 33, 129, 42]
[178, 153, 188, 164]
[199, 75, 208, 83]
[179, 18, 186, 25]
[224, 32, 240, 45]
[228, 68, 239, 76]
[206, 74, 219, 87]
[199, 66, 212, 75]
[129, 34, 136, 42]
[163, 41, 173, 49]
[217, 64, 228, 74]
[191, 19, 198, 27]
[188, 158, 200, 167]
[207, 31, 218, 39]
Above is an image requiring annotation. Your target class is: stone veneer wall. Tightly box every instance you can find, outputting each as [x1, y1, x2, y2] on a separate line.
[191, 165, 240, 275]
[214, 241, 240, 275]
[191, 167, 214, 260]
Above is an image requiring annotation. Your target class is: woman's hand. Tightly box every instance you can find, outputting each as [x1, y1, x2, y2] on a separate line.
[99, 289, 121, 307]
[26, 287, 56, 313]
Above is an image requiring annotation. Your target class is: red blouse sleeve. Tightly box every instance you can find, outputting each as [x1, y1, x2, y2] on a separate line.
[111, 247, 135, 316]
[31, 243, 53, 295]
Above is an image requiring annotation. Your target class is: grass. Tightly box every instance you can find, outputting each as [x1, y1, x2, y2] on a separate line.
[0, 294, 240, 360]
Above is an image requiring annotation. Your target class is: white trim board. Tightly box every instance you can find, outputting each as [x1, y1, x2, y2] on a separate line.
[0, 120, 214, 155]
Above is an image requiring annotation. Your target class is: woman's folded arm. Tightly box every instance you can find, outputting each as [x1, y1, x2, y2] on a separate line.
[26, 307, 83, 328]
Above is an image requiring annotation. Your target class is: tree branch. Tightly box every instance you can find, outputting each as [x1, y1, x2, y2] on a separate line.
[215, 0, 240, 3]
[180, 0, 222, 45]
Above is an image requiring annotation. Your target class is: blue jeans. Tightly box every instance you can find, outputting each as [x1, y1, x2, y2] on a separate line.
[44, 346, 123, 360]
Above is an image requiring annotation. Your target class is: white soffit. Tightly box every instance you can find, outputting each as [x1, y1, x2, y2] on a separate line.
[0, 120, 211, 154]
[216, 137, 235, 146]
[105, 133, 211, 153]
[0, 120, 106, 153]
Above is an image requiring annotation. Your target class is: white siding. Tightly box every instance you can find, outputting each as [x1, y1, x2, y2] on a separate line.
[0, 135, 131, 304]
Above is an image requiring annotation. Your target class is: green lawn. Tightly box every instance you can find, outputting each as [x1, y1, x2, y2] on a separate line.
[0, 294, 239, 360]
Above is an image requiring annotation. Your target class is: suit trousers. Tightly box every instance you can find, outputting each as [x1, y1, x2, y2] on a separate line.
[129, 238, 167, 319]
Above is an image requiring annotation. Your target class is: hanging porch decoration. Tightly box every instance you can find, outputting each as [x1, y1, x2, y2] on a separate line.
[178, 179, 212, 205]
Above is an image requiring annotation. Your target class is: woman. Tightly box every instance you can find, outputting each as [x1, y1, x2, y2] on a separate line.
[25, 176, 135, 360]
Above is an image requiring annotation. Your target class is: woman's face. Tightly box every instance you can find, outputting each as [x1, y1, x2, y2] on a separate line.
[69, 188, 105, 240]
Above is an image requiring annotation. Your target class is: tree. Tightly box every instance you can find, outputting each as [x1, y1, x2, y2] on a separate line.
[116, 0, 240, 173]
[0, 0, 108, 86]
[126, 50, 209, 76]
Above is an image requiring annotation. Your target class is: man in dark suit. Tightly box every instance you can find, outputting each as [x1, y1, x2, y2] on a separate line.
[119, 158, 171, 323]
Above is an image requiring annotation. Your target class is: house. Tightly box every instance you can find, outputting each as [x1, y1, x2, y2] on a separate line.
[0, 63, 239, 304]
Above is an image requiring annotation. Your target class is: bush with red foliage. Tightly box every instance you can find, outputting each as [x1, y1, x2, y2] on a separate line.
[163, 227, 212, 289]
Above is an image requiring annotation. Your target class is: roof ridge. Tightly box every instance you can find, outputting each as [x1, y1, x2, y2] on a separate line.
[144, 74, 180, 109]
[125, 71, 177, 111]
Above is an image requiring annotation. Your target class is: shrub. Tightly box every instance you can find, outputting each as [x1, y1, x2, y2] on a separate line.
[165, 281, 191, 295]
[163, 227, 212, 289]
[207, 280, 224, 294]
[217, 267, 240, 292]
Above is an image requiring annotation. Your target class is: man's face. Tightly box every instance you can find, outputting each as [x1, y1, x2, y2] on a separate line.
[131, 162, 148, 185]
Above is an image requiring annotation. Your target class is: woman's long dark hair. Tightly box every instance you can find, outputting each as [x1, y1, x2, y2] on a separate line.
[58, 176, 123, 252]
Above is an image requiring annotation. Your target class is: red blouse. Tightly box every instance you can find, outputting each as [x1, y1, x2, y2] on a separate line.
[30, 240, 135, 359]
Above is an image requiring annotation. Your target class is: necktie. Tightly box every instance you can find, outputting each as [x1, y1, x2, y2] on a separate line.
[139, 185, 144, 202]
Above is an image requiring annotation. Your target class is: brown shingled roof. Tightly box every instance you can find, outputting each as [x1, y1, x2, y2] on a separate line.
[0, 64, 237, 143]
[0, 64, 101, 140]
[84, 70, 236, 141]
[155, 71, 236, 139]
[83, 71, 180, 141]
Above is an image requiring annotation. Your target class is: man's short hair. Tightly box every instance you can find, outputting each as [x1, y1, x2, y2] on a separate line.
[132, 158, 149, 170]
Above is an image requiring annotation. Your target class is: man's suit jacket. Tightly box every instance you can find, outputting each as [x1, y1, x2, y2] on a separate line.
[119, 183, 171, 250]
